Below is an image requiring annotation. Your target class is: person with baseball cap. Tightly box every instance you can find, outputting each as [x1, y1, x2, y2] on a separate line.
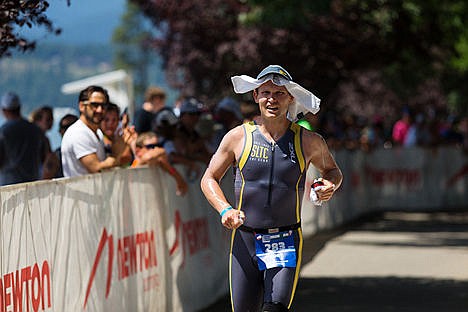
[0, 92, 49, 185]
[171, 97, 212, 181]
[201, 65, 343, 311]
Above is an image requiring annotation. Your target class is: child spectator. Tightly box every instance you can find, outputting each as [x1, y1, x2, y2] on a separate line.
[131, 131, 187, 196]
[101, 103, 134, 166]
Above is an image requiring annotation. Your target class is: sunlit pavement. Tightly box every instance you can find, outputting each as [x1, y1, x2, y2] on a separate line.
[202, 211, 468, 311]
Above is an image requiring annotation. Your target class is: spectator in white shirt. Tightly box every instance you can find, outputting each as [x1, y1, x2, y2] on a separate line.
[61, 85, 128, 177]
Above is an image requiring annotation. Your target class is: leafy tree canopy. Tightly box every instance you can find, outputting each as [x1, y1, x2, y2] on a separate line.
[0, 0, 68, 57]
[131, 0, 468, 117]
[112, 1, 154, 103]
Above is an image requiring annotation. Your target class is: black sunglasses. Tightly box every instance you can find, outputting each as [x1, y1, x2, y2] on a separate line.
[144, 143, 158, 149]
[83, 101, 108, 109]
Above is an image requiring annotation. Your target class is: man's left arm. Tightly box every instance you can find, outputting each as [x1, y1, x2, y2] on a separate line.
[304, 131, 343, 202]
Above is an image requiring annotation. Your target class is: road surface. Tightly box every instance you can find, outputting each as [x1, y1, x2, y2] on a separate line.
[201, 211, 468, 311]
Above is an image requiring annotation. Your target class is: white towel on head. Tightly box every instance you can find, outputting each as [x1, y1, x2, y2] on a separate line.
[231, 73, 321, 121]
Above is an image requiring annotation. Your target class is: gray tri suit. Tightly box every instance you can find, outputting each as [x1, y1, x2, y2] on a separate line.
[230, 121, 306, 311]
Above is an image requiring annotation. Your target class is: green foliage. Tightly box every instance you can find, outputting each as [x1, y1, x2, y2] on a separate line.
[242, 0, 332, 27]
[112, 1, 158, 103]
[130, 0, 468, 120]
[0, 0, 67, 57]
[452, 30, 468, 72]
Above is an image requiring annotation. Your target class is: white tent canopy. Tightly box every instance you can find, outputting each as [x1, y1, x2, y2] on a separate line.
[61, 69, 134, 117]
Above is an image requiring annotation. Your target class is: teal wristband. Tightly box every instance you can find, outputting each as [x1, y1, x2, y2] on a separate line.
[220, 206, 233, 218]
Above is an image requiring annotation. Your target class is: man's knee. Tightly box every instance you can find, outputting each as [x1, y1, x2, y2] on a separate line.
[262, 302, 288, 312]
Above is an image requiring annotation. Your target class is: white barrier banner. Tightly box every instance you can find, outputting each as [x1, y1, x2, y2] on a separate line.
[0, 165, 231, 312]
[302, 147, 467, 234]
[1, 147, 466, 311]
[1, 168, 170, 312]
[163, 165, 232, 312]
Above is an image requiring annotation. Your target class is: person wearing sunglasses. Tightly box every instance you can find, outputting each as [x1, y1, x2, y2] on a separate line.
[61, 85, 130, 177]
[131, 131, 188, 196]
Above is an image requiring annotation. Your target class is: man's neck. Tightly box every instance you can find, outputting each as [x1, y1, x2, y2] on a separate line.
[80, 116, 99, 133]
[259, 117, 290, 142]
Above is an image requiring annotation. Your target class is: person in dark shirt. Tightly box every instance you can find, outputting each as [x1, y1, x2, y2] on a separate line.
[30, 105, 60, 179]
[133, 86, 168, 134]
[0, 92, 48, 185]
[44, 113, 78, 178]
[172, 97, 212, 181]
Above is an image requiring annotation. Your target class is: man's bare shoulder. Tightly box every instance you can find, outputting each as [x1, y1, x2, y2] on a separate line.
[301, 129, 329, 161]
[302, 128, 325, 144]
[217, 124, 245, 155]
[225, 124, 245, 140]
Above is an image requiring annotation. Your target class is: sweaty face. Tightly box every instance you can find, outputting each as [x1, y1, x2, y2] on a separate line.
[253, 81, 293, 119]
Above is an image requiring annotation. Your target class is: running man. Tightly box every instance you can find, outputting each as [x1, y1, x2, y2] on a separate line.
[200, 65, 343, 312]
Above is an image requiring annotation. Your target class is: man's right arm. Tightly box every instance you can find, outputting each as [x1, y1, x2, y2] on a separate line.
[80, 153, 119, 173]
[80, 127, 136, 173]
[200, 127, 245, 229]
[201, 129, 237, 212]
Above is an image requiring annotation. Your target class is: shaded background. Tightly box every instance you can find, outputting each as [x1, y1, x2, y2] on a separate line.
[1, 0, 467, 149]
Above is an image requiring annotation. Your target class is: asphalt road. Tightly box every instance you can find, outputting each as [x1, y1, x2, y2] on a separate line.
[201, 211, 468, 312]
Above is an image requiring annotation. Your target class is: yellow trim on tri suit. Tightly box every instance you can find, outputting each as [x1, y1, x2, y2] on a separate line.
[289, 122, 305, 307]
[237, 122, 255, 222]
[230, 122, 256, 311]
[294, 175, 303, 224]
[290, 122, 306, 223]
[229, 229, 236, 312]
[288, 227, 303, 309]
[290, 122, 305, 172]
[238, 121, 255, 170]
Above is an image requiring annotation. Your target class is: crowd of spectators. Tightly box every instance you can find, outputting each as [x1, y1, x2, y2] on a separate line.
[0, 85, 465, 187]
[314, 107, 467, 153]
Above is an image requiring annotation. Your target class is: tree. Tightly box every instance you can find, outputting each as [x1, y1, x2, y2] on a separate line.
[112, 1, 153, 103]
[0, 0, 67, 57]
[131, 0, 249, 104]
[131, 0, 468, 117]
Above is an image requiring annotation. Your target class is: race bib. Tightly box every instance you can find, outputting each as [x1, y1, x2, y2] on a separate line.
[255, 230, 297, 270]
